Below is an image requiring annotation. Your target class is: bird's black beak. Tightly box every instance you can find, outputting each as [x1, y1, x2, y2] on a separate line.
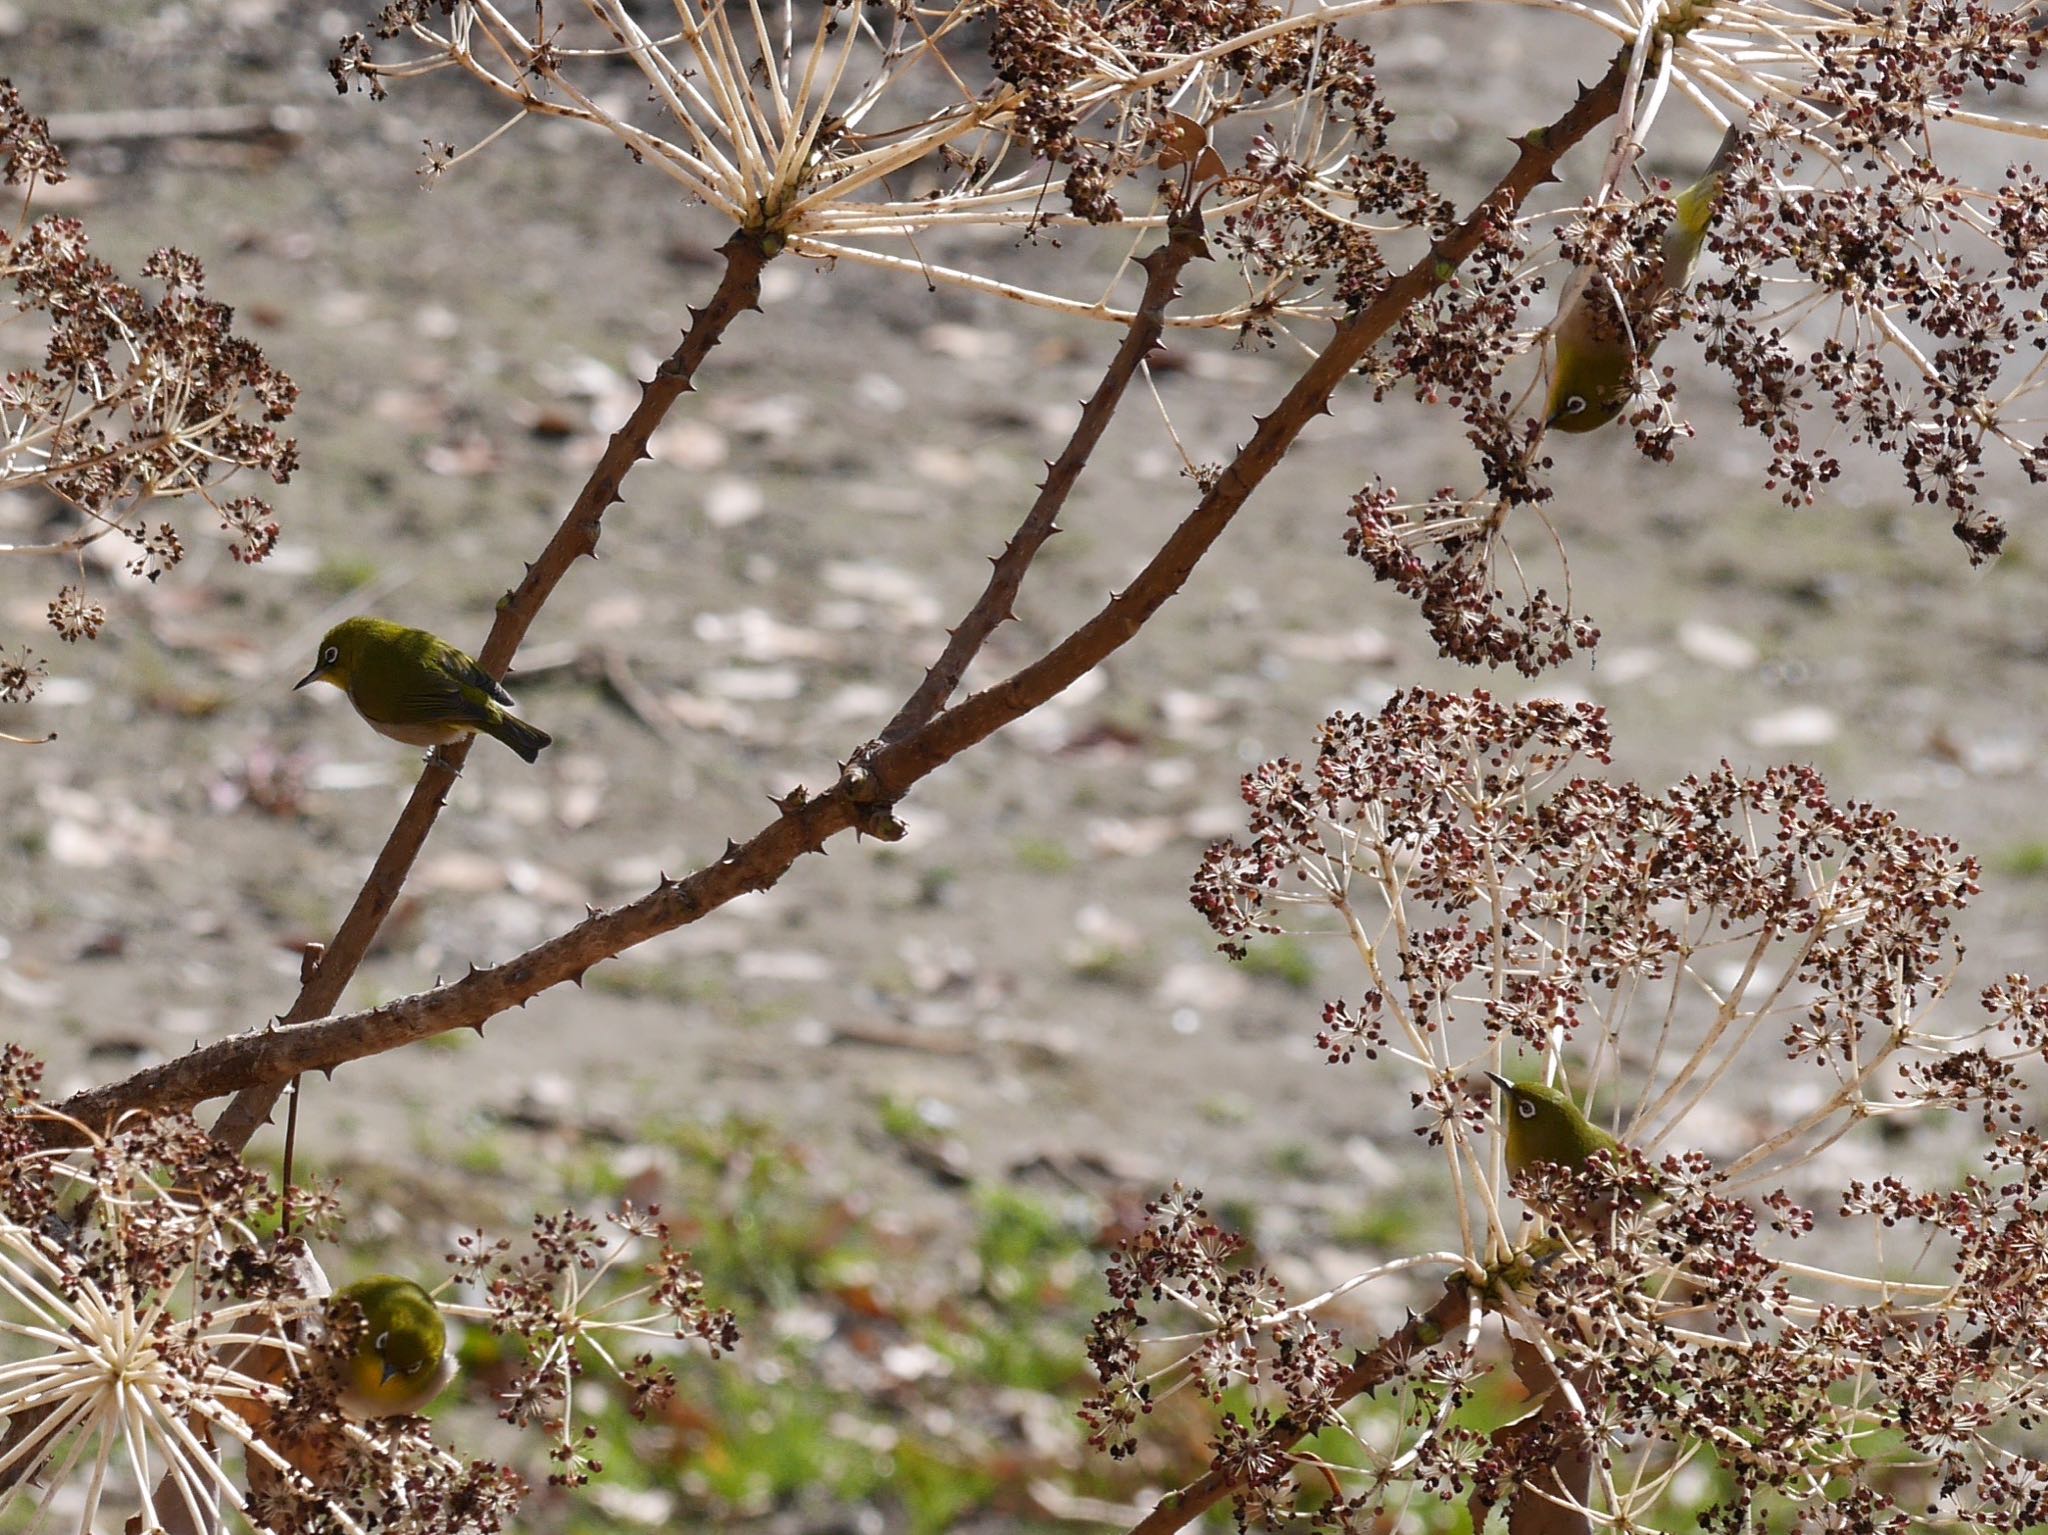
[293, 665, 321, 691]
[1484, 1072, 1512, 1093]
[381, 1360, 400, 1384]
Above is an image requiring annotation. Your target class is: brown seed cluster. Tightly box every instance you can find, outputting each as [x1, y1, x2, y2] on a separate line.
[1697, 59, 2045, 559]
[1345, 479, 1599, 674]
[1081, 1183, 1325, 1461]
[2, 81, 298, 696]
[448, 1206, 737, 1488]
[1337, 11, 2048, 670]
[330, 3, 459, 100]
[991, 0, 1402, 229]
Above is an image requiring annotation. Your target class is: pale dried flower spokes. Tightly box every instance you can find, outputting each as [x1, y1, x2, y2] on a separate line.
[447, 1205, 738, 1488]
[0, 80, 298, 705]
[1082, 691, 2048, 1529]
[328, 0, 1451, 329]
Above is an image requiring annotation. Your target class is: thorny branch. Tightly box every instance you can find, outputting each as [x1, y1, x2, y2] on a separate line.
[205, 229, 773, 1152]
[55, 50, 1635, 1137]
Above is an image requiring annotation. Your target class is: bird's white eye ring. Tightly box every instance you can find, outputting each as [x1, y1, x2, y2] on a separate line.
[1563, 396, 1587, 416]
[1517, 1099, 1537, 1120]
[323, 645, 339, 665]
[406, 1360, 426, 1376]
[374, 1330, 389, 1352]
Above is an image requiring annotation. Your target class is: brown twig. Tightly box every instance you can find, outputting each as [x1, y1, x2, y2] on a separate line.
[879, 202, 1211, 743]
[598, 643, 685, 744]
[41, 104, 309, 145]
[54, 54, 1630, 1138]
[1126, 1278, 1477, 1535]
[203, 229, 772, 1152]
[864, 52, 1633, 790]
[1485, 1338, 1596, 1535]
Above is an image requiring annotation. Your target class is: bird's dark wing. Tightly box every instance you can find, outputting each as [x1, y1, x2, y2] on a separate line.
[431, 641, 516, 708]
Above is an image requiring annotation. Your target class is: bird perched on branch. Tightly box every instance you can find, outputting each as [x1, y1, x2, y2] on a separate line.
[1544, 123, 1743, 433]
[331, 1274, 455, 1420]
[294, 616, 551, 762]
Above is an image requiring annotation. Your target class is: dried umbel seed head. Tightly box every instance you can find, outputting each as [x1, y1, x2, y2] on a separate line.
[1098, 690, 2048, 1531]
[1329, 9, 2048, 670]
[0, 642, 45, 703]
[0, 77, 62, 188]
[1342, 480, 1601, 674]
[325, 0, 1447, 337]
[0, 1082, 514, 1535]
[2, 82, 298, 688]
[1195, 689, 1975, 1080]
[445, 1204, 738, 1488]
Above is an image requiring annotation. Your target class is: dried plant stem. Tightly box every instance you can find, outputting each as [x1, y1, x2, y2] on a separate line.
[864, 46, 1632, 765]
[54, 51, 1634, 1139]
[787, 235, 1292, 328]
[1130, 1278, 1478, 1535]
[200, 229, 773, 1152]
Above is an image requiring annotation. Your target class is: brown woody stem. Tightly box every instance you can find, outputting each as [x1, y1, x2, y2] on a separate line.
[1128, 1278, 1478, 1535]
[1488, 1339, 1597, 1535]
[861, 49, 1632, 792]
[54, 54, 1629, 1138]
[203, 229, 772, 1152]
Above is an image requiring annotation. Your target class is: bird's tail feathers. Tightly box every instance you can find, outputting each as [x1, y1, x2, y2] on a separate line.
[1703, 121, 1744, 178]
[486, 710, 552, 763]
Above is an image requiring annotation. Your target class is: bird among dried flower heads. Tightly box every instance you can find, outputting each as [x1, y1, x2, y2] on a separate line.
[1488, 1071, 1620, 1175]
[1487, 1071, 1666, 1237]
[331, 1273, 456, 1420]
[295, 616, 551, 762]
[1544, 124, 1743, 433]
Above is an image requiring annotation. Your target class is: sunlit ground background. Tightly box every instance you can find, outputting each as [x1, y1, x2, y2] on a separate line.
[5, 2, 2048, 1528]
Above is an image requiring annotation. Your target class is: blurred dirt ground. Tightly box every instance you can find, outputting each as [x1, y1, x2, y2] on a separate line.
[7, 2, 2048, 1279]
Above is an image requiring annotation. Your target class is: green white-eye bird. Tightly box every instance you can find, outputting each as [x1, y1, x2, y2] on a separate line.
[294, 616, 551, 762]
[1486, 1071, 1620, 1177]
[1544, 123, 1743, 433]
[331, 1275, 455, 1420]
